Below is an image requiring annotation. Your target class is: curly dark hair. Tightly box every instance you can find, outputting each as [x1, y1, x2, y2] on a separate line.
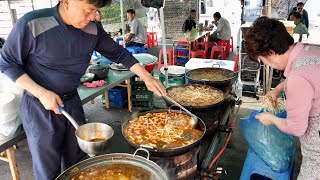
[245, 17, 294, 62]
[86, 0, 112, 8]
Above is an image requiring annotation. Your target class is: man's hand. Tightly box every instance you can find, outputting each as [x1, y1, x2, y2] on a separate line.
[129, 63, 167, 96]
[15, 74, 64, 114]
[255, 112, 276, 126]
[37, 90, 64, 114]
[143, 76, 167, 96]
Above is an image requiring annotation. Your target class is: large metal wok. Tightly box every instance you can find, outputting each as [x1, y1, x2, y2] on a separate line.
[186, 67, 237, 92]
[164, 84, 225, 111]
[56, 148, 168, 180]
[122, 109, 206, 157]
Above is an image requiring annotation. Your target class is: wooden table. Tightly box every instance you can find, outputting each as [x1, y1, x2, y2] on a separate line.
[0, 69, 135, 180]
[172, 30, 211, 61]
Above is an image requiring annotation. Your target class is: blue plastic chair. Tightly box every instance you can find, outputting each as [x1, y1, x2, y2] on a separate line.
[175, 46, 189, 57]
[240, 148, 294, 180]
[140, 45, 148, 53]
[116, 37, 124, 44]
[126, 46, 141, 54]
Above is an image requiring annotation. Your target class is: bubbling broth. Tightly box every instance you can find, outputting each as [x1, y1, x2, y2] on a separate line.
[71, 163, 153, 180]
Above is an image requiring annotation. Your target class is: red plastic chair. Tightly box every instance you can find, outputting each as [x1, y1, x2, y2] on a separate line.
[204, 42, 217, 58]
[217, 40, 230, 57]
[233, 53, 239, 72]
[210, 46, 226, 60]
[158, 49, 174, 70]
[230, 36, 234, 52]
[193, 37, 206, 49]
[191, 49, 206, 58]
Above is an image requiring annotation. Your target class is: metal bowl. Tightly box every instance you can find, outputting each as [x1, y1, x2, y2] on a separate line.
[75, 123, 114, 155]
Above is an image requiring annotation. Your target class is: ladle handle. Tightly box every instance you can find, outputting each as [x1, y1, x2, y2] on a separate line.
[164, 96, 193, 116]
[58, 105, 79, 129]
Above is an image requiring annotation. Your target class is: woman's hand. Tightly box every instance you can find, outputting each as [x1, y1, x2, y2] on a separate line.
[255, 112, 276, 126]
[263, 81, 285, 103]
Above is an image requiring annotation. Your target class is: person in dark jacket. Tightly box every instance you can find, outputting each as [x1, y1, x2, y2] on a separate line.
[182, 9, 197, 32]
[287, 2, 309, 29]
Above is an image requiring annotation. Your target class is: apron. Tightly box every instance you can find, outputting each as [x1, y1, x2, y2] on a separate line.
[298, 113, 320, 180]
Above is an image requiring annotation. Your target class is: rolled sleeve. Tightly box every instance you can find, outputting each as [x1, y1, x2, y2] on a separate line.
[0, 19, 34, 82]
[95, 26, 138, 69]
[280, 75, 314, 136]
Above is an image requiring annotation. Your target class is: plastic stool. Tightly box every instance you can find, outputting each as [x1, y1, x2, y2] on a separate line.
[140, 45, 148, 53]
[193, 38, 206, 49]
[126, 46, 141, 54]
[147, 32, 158, 47]
[146, 33, 151, 48]
[191, 49, 206, 58]
[234, 53, 239, 72]
[176, 57, 188, 65]
[210, 46, 226, 60]
[218, 40, 230, 57]
[204, 42, 217, 58]
[158, 49, 174, 70]
[175, 46, 189, 57]
[240, 148, 294, 180]
[150, 32, 158, 46]
[230, 36, 234, 52]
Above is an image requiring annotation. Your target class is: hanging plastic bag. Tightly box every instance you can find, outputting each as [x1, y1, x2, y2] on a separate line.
[240, 109, 295, 172]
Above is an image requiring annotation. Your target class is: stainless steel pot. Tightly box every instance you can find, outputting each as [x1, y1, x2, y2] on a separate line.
[56, 148, 169, 180]
[59, 106, 114, 155]
[88, 63, 109, 79]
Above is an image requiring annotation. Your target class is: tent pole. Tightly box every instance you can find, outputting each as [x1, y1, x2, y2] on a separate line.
[120, 0, 126, 48]
[159, 1, 168, 87]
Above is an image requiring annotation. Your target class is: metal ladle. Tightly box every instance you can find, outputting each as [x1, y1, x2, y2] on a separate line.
[58, 106, 114, 157]
[163, 96, 198, 128]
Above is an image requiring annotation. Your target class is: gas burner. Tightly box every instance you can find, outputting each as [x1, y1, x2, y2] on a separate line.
[147, 146, 200, 180]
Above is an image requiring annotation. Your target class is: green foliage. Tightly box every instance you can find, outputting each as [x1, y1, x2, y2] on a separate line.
[100, 0, 147, 24]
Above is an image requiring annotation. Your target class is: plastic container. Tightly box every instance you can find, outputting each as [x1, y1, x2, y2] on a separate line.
[159, 73, 185, 87]
[131, 76, 154, 110]
[240, 148, 294, 180]
[108, 87, 128, 103]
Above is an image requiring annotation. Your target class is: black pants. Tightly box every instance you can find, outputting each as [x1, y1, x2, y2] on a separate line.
[21, 92, 87, 180]
[125, 41, 145, 47]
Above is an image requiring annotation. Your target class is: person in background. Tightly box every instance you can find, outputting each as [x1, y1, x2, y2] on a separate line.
[289, 12, 309, 39]
[288, 2, 309, 29]
[125, 9, 147, 47]
[208, 12, 231, 43]
[182, 9, 196, 33]
[0, 0, 166, 179]
[245, 17, 320, 179]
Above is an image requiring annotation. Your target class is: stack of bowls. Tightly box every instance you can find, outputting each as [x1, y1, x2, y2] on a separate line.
[0, 92, 21, 140]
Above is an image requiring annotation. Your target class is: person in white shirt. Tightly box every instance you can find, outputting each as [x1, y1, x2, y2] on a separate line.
[125, 9, 147, 47]
[209, 12, 231, 43]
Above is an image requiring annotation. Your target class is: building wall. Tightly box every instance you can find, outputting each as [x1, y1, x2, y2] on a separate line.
[0, 0, 58, 39]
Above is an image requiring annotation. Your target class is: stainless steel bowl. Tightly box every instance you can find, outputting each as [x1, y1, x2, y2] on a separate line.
[75, 123, 114, 155]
